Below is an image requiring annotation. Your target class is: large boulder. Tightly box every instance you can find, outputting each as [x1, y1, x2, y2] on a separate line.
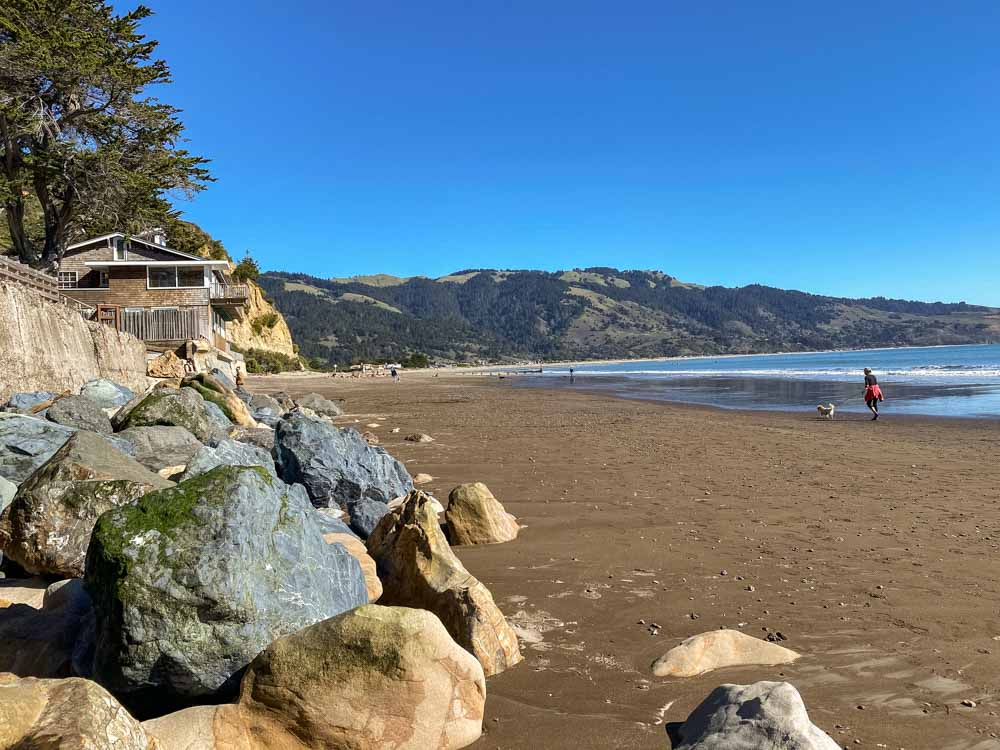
[294, 391, 343, 418]
[117, 426, 204, 475]
[446, 482, 519, 545]
[3, 391, 58, 414]
[45, 394, 113, 434]
[0, 414, 135, 484]
[273, 413, 412, 522]
[0, 414, 75, 484]
[182, 373, 256, 428]
[239, 605, 485, 750]
[79, 378, 135, 410]
[120, 387, 219, 444]
[0, 431, 171, 578]
[84, 465, 368, 702]
[0, 579, 93, 678]
[367, 491, 522, 676]
[673, 681, 839, 749]
[179, 438, 277, 481]
[0, 674, 154, 749]
[652, 629, 800, 678]
[143, 705, 251, 750]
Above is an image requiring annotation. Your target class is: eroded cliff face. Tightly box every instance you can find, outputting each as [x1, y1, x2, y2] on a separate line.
[0, 283, 149, 401]
[227, 281, 295, 357]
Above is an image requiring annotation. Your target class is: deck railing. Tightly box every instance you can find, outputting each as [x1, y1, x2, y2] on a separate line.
[120, 307, 206, 342]
[0, 255, 60, 302]
[210, 283, 249, 302]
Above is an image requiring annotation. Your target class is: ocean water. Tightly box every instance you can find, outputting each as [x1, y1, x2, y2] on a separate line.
[514, 344, 1000, 418]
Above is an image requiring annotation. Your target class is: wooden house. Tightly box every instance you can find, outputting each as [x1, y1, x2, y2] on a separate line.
[57, 232, 248, 351]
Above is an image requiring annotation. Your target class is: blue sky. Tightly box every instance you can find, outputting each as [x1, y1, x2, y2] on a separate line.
[139, 1, 1000, 304]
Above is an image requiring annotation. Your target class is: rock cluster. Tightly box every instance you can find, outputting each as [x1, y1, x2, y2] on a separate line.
[367, 490, 523, 676]
[0, 374, 521, 750]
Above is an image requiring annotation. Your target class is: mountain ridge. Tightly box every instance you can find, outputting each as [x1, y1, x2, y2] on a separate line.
[259, 266, 1000, 367]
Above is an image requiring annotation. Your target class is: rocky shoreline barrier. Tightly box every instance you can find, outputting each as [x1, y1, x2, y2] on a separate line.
[0, 372, 840, 748]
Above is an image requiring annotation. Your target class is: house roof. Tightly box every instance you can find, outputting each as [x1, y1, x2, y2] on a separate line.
[85, 260, 228, 268]
[66, 232, 228, 264]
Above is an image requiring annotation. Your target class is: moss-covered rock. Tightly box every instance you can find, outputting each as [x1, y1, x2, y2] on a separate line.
[121, 388, 220, 444]
[84, 465, 368, 703]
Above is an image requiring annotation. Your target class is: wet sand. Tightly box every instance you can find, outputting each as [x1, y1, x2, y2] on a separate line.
[251, 372, 1000, 750]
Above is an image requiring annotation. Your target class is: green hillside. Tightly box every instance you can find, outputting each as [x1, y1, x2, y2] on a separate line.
[259, 268, 1000, 367]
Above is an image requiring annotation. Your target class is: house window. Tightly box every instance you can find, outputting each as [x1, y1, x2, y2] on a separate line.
[147, 266, 206, 289]
[113, 238, 127, 261]
[58, 271, 78, 289]
[99, 271, 109, 289]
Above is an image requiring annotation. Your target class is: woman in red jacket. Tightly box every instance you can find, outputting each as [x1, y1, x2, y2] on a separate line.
[863, 367, 884, 420]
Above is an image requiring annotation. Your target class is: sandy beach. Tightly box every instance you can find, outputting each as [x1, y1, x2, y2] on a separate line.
[251, 371, 1000, 750]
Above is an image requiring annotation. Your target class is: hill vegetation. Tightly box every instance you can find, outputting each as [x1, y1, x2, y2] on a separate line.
[259, 268, 1000, 367]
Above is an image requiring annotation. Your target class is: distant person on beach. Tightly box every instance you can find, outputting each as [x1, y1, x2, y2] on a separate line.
[391, 367, 399, 383]
[569, 367, 575, 383]
[863, 367, 884, 420]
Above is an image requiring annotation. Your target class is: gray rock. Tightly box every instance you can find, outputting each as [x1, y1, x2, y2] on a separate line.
[0, 577, 93, 678]
[4, 391, 57, 414]
[0, 414, 76, 484]
[249, 393, 283, 414]
[202, 400, 233, 434]
[251, 406, 283, 428]
[294, 392, 343, 418]
[233, 386, 253, 405]
[230, 426, 275, 451]
[179, 438, 277, 481]
[45, 395, 113, 434]
[273, 413, 412, 520]
[673, 681, 839, 750]
[84, 465, 369, 701]
[120, 387, 219, 444]
[345, 496, 391, 538]
[117, 426, 204, 475]
[209, 368, 237, 392]
[0, 431, 171, 578]
[79, 379, 135, 410]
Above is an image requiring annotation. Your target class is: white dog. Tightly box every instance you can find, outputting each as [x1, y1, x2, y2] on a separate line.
[816, 403, 836, 420]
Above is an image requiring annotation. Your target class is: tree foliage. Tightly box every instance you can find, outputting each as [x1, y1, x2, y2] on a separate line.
[232, 253, 260, 283]
[0, 1, 211, 266]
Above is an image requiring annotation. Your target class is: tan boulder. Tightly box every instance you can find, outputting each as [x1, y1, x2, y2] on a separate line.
[651, 629, 800, 678]
[445, 482, 519, 546]
[404, 433, 434, 443]
[147, 350, 187, 379]
[324, 531, 383, 601]
[413, 473, 434, 485]
[239, 604, 485, 750]
[367, 491, 522, 676]
[0, 674, 153, 749]
[143, 704, 251, 750]
[388, 493, 444, 514]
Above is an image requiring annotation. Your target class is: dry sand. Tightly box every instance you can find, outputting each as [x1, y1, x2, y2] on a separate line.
[251, 371, 1000, 750]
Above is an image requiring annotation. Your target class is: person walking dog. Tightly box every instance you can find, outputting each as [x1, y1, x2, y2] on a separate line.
[863, 367, 884, 420]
